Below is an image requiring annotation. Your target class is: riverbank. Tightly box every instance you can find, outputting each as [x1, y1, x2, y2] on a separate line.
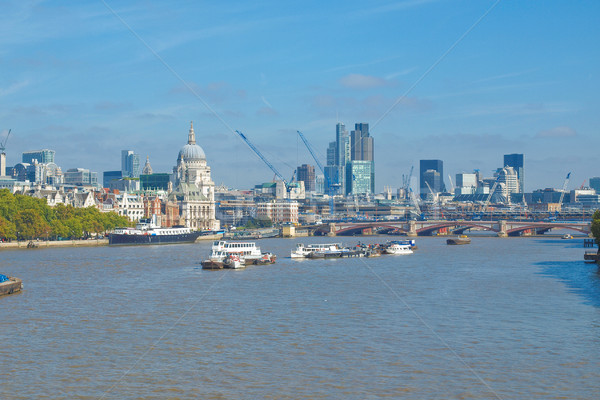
[0, 233, 225, 250]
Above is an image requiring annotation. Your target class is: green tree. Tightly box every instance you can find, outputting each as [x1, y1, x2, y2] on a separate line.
[0, 215, 16, 241]
[14, 209, 50, 240]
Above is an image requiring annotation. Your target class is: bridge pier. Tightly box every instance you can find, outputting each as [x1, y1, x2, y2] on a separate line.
[327, 223, 337, 237]
[497, 220, 507, 237]
[406, 220, 417, 237]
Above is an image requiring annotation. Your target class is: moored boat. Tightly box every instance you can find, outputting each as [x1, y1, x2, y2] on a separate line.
[562, 234, 573, 240]
[206, 240, 276, 265]
[223, 253, 245, 269]
[384, 243, 413, 255]
[291, 243, 343, 258]
[447, 235, 471, 245]
[0, 274, 22, 296]
[109, 216, 203, 245]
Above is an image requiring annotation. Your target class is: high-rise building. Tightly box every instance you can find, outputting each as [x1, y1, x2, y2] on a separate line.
[504, 153, 524, 193]
[22, 149, 55, 164]
[121, 150, 140, 178]
[589, 177, 600, 193]
[346, 123, 374, 195]
[420, 159, 445, 198]
[296, 164, 316, 192]
[496, 166, 520, 198]
[103, 170, 122, 188]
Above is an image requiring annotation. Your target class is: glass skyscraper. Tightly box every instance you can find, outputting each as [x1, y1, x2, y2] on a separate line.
[503, 153, 524, 193]
[121, 150, 140, 178]
[420, 159, 445, 198]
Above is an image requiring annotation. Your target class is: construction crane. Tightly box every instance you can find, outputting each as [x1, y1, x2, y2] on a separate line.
[558, 172, 571, 205]
[447, 174, 455, 193]
[235, 130, 291, 194]
[408, 188, 422, 219]
[482, 176, 501, 213]
[425, 181, 440, 220]
[0, 129, 11, 153]
[402, 166, 414, 199]
[296, 130, 335, 214]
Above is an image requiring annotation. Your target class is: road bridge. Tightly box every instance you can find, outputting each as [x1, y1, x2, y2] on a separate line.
[309, 220, 591, 237]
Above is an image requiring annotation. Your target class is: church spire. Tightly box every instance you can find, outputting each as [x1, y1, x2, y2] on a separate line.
[142, 155, 153, 175]
[188, 121, 196, 145]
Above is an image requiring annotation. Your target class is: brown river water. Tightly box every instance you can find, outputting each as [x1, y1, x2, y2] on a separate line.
[1, 235, 599, 399]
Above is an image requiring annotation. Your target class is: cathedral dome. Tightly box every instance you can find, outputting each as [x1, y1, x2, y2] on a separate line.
[178, 122, 206, 161]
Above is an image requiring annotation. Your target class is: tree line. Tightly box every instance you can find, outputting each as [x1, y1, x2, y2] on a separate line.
[0, 189, 131, 241]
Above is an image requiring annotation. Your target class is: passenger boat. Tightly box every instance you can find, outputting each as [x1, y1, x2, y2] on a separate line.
[0, 274, 22, 296]
[446, 235, 471, 245]
[223, 253, 245, 269]
[109, 216, 203, 245]
[384, 243, 413, 255]
[291, 243, 343, 258]
[206, 240, 276, 265]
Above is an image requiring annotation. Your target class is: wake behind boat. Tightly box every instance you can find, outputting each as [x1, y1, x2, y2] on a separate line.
[108, 216, 203, 245]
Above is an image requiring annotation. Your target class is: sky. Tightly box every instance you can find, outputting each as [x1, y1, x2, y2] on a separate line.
[1, 0, 599, 193]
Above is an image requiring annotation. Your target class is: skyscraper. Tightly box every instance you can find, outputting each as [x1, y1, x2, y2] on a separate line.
[22, 149, 55, 164]
[420, 159, 445, 198]
[504, 153, 524, 193]
[121, 150, 140, 178]
[296, 164, 316, 192]
[346, 123, 375, 195]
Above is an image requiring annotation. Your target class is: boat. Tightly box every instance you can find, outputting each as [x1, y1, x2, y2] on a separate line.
[306, 247, 364, 259]
[108, 216, 203, 245]
[201, 259, 225, 270]
[291, 243, 343, 258]
[562, 234, 573, 240]
[447, 235, 471, 245]
[207, 240, 276, 265]
[223, 253, 245, 269]
[0, 274, 22, 296]
[384, 243, 413, 255]
[390, 239, 417, 250]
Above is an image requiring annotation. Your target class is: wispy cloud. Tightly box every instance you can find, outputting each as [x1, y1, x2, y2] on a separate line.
[339, 74, 393, 90]
[347, 0, 441, 18]
[472, 68, 539, 84]
[0, 80, 30, 96]
[536, 126, 577, 138]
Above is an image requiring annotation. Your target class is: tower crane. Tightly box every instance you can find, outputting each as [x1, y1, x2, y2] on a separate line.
[408, 188, 422, 219]
[235, 130, 292, 195]
[482, 176, 501, 213]
[425, 181, 440, 220]
[558, 172, 571, 205]
[0, 129, 11, 153]
[402, 166, 414, 199]
[296, 130, 334, 214]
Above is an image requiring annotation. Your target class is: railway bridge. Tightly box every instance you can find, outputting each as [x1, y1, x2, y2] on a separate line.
[310, 220, 591, 237]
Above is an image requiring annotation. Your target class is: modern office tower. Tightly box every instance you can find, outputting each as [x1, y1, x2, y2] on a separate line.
[455, 173, 477, 195]
[140, 173, 170, 191]
[504, 153, 524, 193]
[422, 169, 442, 197]
[64, 168, 98, 186]
[121, 150, 140, 178]
[496, 166, 520, 198]
[589, 177, 600, 193]
[346, 160, 374, 195]
[103, 170, 122, 188]
[420, 159, 445, 197]
[346, 123, 374, 195]
[297, 164, 316, 192]
[22, 149, 55, 164]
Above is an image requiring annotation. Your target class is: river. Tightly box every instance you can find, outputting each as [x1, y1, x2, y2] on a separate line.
[1, 236, 599, 399]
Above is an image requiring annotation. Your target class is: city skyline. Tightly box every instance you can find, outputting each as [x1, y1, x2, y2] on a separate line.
[1, 1, 598, 192]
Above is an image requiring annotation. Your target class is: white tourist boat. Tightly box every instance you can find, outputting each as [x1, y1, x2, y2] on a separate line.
[291, 243, 343, 258]
[208, 240, 276, 264]
[223, 253, 245, 269]
[384, 243, 413, 255]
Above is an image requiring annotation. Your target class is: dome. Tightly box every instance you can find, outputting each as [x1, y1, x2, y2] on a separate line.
[178, 121, 206, 161]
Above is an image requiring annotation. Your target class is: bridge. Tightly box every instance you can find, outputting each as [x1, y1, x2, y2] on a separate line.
[310, 220, 591, 237]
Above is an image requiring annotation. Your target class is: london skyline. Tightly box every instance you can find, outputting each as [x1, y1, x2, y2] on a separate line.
[1, 1, 598, 192]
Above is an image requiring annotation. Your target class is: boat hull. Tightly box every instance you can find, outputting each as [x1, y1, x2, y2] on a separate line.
[447, 238, 471, 245]
[108, 231, 203, 245]
[0, 277, 23, 296]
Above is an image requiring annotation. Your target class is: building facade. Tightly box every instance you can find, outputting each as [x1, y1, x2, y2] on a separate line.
[169, 122, 220, 230]
[420, 159, 445, 198]
[504, 153, 524, 193]
[297, 164, 316, 192]
[121, 150, 140, 178]
[22, 149, 55, 164]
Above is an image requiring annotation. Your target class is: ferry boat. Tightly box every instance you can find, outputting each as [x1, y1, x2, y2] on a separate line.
[291, 243, 343, 258]
[206, 240, 276, 265]
[384, 243, 413, 255]
[108, 216, 203, 245]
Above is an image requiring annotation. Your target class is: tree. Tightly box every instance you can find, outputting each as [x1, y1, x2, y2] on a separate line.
[0, 215, 16, 241]
[13, 209, 50, 240]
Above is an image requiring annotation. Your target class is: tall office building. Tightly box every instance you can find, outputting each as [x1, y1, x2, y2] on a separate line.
[420, 159, 445, 198]
[297, 164, 316, 192]
[504, 153, 524, 193]
[121, 150, 140, 178]
[22, 149, 55, 164]
[589, 177, 600, 193]
[346, 123, 375, 195]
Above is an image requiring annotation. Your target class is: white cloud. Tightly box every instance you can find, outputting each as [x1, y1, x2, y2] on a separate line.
[536, 126, 577, 138]
[339, 74, 389, 89]
[0, 80, 30, 96]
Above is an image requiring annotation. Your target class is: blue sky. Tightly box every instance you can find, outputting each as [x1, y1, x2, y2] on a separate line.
[1, 0, 598, 192]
